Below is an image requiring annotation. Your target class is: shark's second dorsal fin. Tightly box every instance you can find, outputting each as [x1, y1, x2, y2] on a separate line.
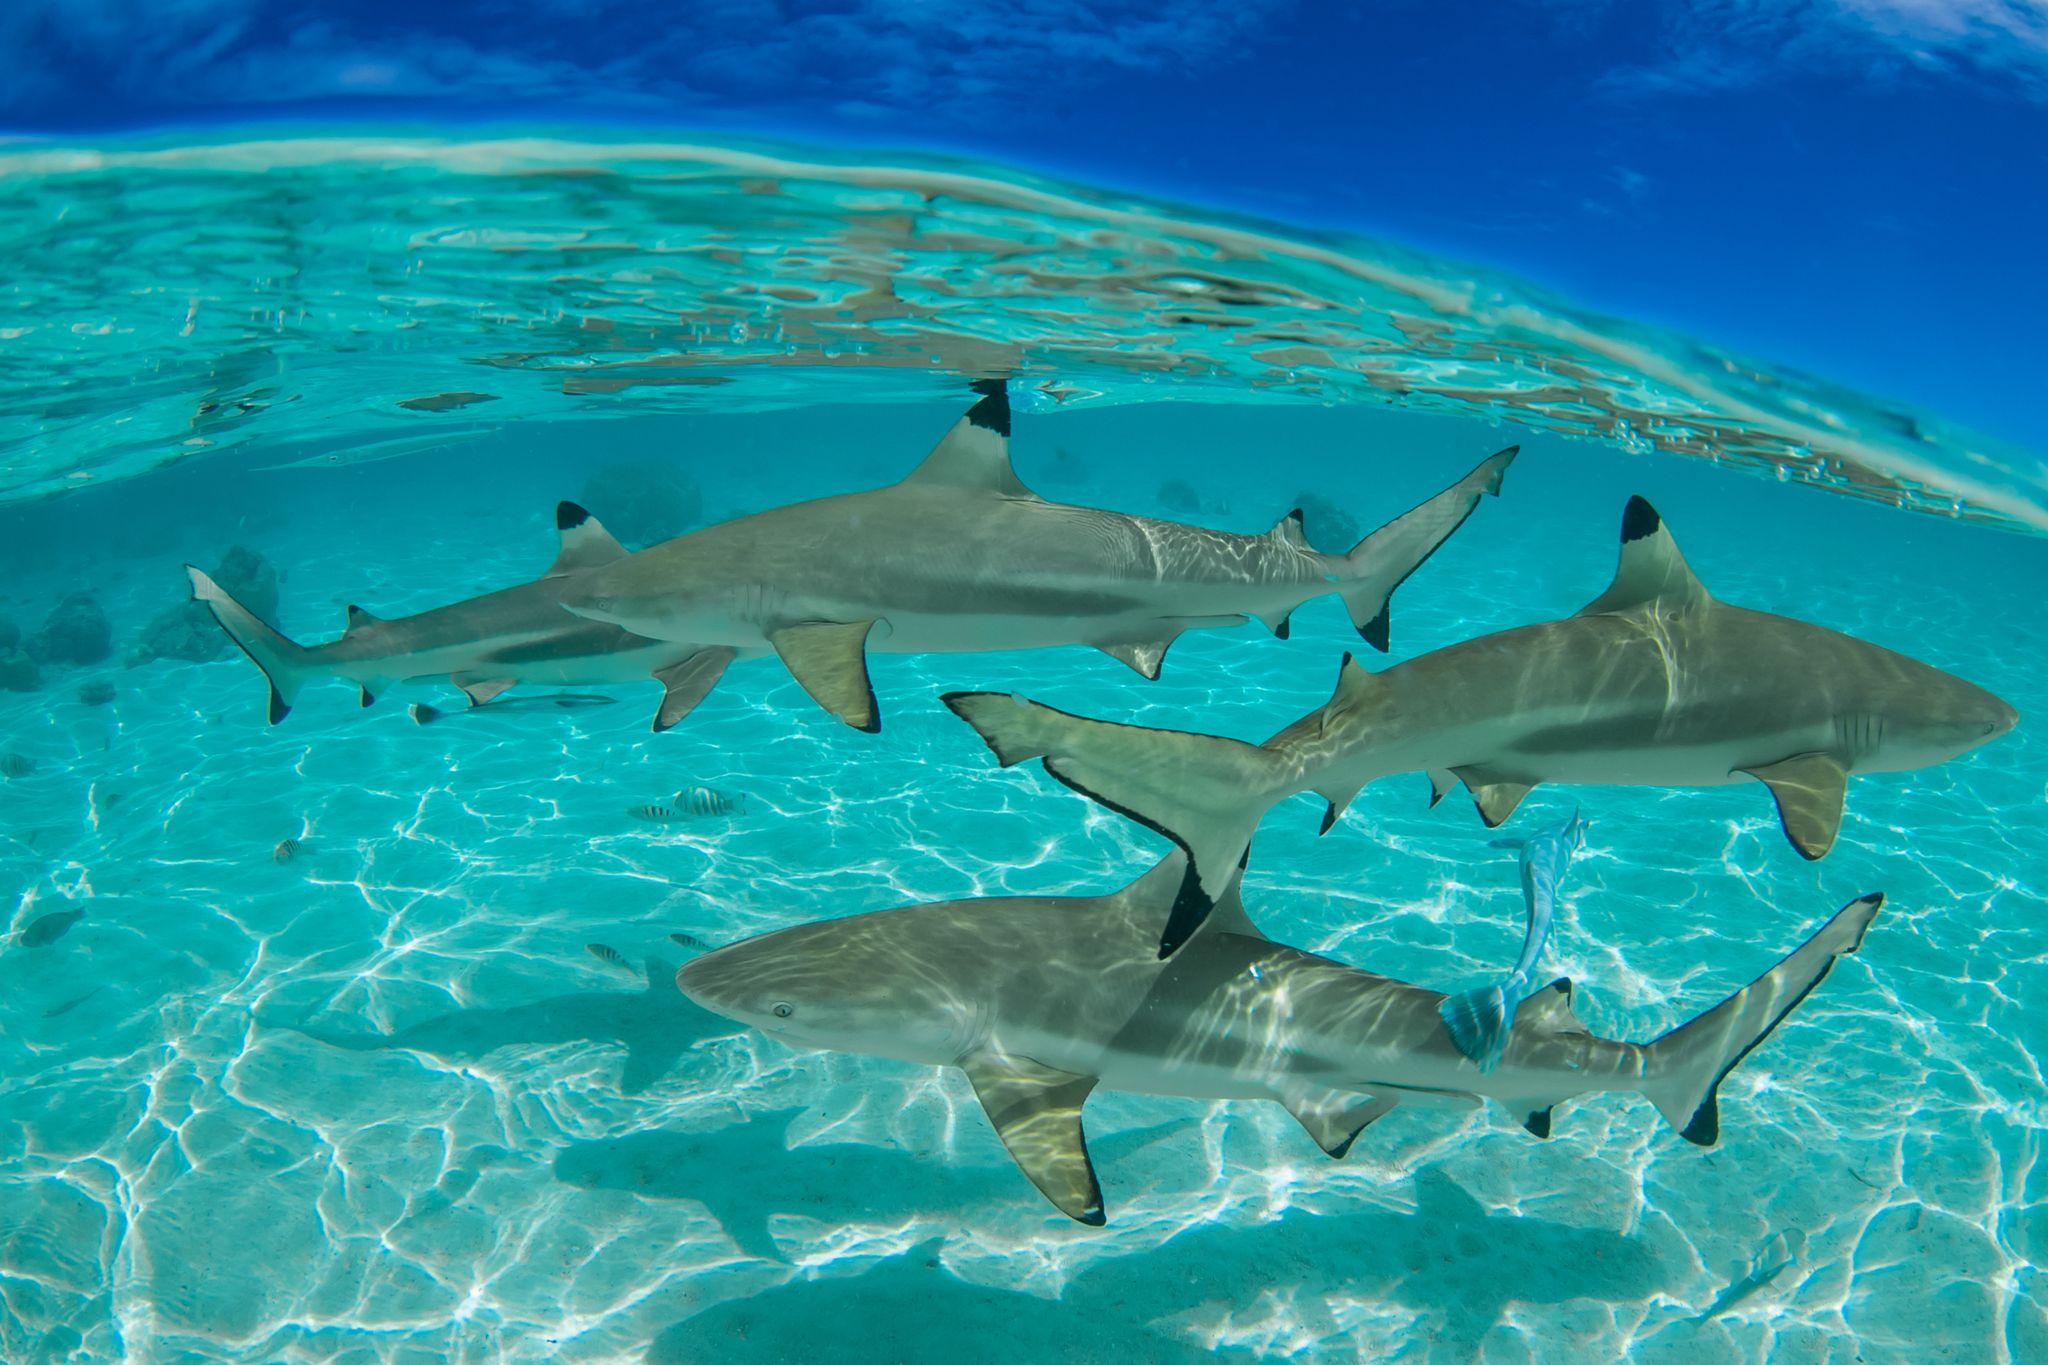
[899, 381, 1033, 499]
[549, 502, 629, 576]
[1515, 977, 1589, 1036]
[1578, 497, 1710, 616]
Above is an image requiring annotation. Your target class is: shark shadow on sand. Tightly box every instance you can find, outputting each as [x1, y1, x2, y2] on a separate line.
[555, 1112, 1185, 1264]
[647, 1168, 1657, 1363]
[274, 958, 726, 1095]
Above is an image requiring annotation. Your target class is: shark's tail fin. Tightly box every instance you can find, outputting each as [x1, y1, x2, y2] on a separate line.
[1338, 446, 1517, 650]
[1640, 893, 1882, 1145]
[1438, 983, 1513, 1072]
[186, 566, 320, 724]
[942, 691, 1294, 957]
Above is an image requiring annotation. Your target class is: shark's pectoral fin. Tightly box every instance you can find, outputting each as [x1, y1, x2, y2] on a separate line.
[1739, 752, 1847, 860]
[959, 1050, 1104, 1225]
[1095, 633, 1179, 681]
[769, 620, 881, 732]
[455, 676, 515, 708]
[652, 647, 737, 732]
[1281, 1088, 1397, 1159]
[547, 501, 630, 576]
[1453, 769, 1533, 827]
[1426, 770, 1458, 808]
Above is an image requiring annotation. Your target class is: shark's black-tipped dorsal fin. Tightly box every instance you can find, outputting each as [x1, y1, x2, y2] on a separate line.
[960, 1049, 1104, 1225]
[343, 604, 381, 635]
[1327, 652, 1381, 710]
[1580, 496, 1710, 616]
[549, 501, 629, 576]
[1114, 850, 1260, 940]
[899, 381, 1034, 499]
[1267, 507, 1311, 552]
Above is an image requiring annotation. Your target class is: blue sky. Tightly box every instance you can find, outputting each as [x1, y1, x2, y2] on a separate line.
[5, 0, 2044, 447]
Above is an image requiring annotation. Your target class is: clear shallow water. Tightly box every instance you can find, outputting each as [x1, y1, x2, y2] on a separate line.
[0, 398, 2042, 1363]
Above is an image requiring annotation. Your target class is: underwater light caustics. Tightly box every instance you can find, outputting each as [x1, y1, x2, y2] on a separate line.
[560, 383, 1517, 730]
[1, 135, 2039, 531]
[946, 497, 2016, 956]
[675, 853, 1883, 1226]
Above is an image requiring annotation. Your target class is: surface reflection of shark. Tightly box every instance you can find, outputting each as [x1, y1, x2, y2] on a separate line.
[647, 1168, 1656, 1363]
[554, 1113, 1183, 1263]
[677, 854, 1880, 1224]
[279, 959, 725, 1095]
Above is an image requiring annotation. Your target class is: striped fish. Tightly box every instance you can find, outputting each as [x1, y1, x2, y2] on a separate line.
[673, 785, 745, 817]
[272, 838, 300, 864]
[585, 942, 634, 973]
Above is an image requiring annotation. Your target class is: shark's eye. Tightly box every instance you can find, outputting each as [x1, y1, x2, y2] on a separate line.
[772, 1002, 795, 1019]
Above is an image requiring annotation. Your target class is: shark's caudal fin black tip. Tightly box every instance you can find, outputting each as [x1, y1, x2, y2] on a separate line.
[1680, 1098, 1720, 1147]
[966, 379, 1011, 436]
[1154, 858, 1221, 959]
[359, 687, 377, 709]
[1620, 496, 1661, 543]
[267, 687, 291, 725]
[1358, 603, 1391, 652]
[556, 500, 592, 531]
[1646, 892, 1883, 1149]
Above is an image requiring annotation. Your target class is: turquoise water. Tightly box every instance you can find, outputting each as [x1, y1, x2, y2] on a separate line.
[1, 134, 2044, 1362]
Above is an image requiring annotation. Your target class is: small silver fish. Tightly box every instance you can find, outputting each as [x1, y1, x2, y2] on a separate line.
[668, 932, 712, 953]
[585, 942, 633, 973]
[1, 753, 34, 779]
[19, 908, 83, 947]
[673, 786, 744, 817]
[273, 838, 299, 864]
